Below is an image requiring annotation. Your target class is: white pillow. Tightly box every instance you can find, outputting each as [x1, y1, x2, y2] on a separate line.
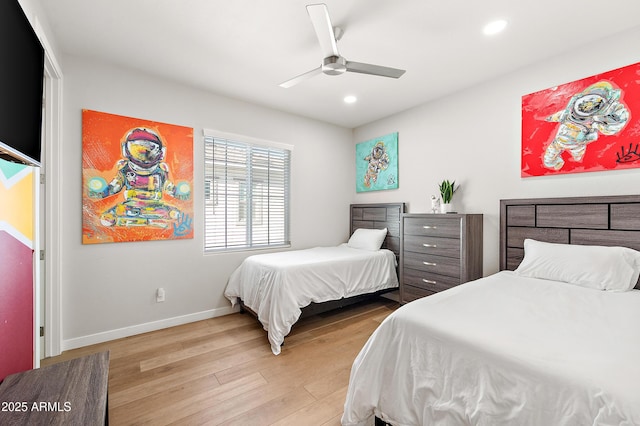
[514, 239, 640, 292]
[347, 228, 388, 251]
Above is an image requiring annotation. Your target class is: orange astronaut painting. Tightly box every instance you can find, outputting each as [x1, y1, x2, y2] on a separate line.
[82, 110, 193, 244]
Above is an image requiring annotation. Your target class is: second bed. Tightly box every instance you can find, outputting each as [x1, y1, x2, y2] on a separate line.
[224, 203, 405, 355]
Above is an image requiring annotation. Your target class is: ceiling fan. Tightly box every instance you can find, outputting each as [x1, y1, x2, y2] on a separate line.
[279, 3, 406, 88]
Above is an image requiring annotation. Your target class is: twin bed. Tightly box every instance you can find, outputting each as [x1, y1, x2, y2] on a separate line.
[224, 203, 405, 355]
[342, 195, 640, 425]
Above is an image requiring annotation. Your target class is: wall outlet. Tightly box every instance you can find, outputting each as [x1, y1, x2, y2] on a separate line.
[156, 288, 165, 303]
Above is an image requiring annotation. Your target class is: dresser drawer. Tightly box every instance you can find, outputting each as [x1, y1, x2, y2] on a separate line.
[403, 235, 460, 258]
[403, 267, 460, 292]
[402, 284, 436, 303]
[403, 251, 460, 278]
[403, 216, 461, 238]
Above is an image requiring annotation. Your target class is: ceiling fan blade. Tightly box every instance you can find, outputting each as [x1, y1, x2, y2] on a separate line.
[346, 61, 406, 79]
[306, 3, 340, 58]
[279, 66, 323, 88]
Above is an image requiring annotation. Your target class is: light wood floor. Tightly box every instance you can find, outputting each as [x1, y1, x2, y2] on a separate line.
[42, 297, 398, 426]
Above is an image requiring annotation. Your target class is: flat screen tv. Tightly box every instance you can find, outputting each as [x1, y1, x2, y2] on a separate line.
[0, 0, 45, 166]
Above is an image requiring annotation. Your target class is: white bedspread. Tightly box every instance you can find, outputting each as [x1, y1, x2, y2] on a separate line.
[342, 271, 640, 426]
[224, 244, 398, 355]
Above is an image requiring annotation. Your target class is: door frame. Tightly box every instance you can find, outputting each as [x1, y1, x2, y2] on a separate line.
[36, 16, 63, 359]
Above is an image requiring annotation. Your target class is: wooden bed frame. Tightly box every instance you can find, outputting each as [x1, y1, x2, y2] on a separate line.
[239, 202, 406, 319]
[500, 194, 640, 289]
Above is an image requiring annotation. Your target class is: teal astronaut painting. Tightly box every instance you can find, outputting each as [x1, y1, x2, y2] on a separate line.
[356, 132, 399, 192]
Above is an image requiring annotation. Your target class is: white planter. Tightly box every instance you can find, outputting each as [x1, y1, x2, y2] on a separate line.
[440, 203, 453, 213]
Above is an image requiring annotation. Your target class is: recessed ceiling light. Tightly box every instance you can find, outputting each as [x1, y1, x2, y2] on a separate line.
[344, 95, 357, 104]
[483, 19, 507, 35]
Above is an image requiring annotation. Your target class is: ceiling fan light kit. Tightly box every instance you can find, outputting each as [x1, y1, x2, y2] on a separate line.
[279, 3, 406, 88]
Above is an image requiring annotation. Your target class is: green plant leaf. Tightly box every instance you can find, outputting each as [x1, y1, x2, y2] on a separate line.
[438, 179, 458, 203]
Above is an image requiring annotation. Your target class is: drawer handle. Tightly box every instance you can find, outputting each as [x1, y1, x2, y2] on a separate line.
[423, 261, 437, 266]
[422, 243, 437, 248]
[422, 279, 437, 284]
[423, 225, 437, 229]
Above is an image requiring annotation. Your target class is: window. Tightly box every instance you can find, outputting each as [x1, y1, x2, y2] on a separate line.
[204, 132, 291, 251]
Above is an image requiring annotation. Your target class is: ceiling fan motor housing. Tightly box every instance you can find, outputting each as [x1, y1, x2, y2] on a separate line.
[322, 56, 347, 75]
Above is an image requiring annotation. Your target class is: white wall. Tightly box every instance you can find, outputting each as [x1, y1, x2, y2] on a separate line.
[354, 26, 640, 277]
[60, 55, 353, 349]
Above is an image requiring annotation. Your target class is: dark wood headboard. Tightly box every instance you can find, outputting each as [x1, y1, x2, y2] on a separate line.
[500, 195, 640, 289]
[350, 203, 406, 259]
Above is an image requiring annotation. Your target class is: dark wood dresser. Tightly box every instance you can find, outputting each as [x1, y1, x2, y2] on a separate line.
[400, 213, 483, 303]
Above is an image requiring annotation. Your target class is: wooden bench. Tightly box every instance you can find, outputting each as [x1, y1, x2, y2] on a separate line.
[0, 351, 109, 425]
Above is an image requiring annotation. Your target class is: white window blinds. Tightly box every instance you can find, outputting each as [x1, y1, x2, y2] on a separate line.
[204, 135, 291, 251]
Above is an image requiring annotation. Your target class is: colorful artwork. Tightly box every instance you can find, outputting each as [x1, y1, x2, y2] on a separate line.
[522, 61, 640, 177]
[82, 110, 193, 244]
[0, 158, 35, 378]
[356, 132, 399, 192]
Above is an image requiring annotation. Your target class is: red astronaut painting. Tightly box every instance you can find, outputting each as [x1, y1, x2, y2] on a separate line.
[522, 62, 640, 177]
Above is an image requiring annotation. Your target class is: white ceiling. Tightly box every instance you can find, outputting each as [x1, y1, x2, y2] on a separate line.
[38, 0, 640, 128]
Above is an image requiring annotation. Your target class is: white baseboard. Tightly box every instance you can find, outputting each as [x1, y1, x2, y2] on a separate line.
[61, 305, 240, 352]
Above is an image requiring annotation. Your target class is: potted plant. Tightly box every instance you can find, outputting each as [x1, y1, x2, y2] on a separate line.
[438, 179, 458, 213]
